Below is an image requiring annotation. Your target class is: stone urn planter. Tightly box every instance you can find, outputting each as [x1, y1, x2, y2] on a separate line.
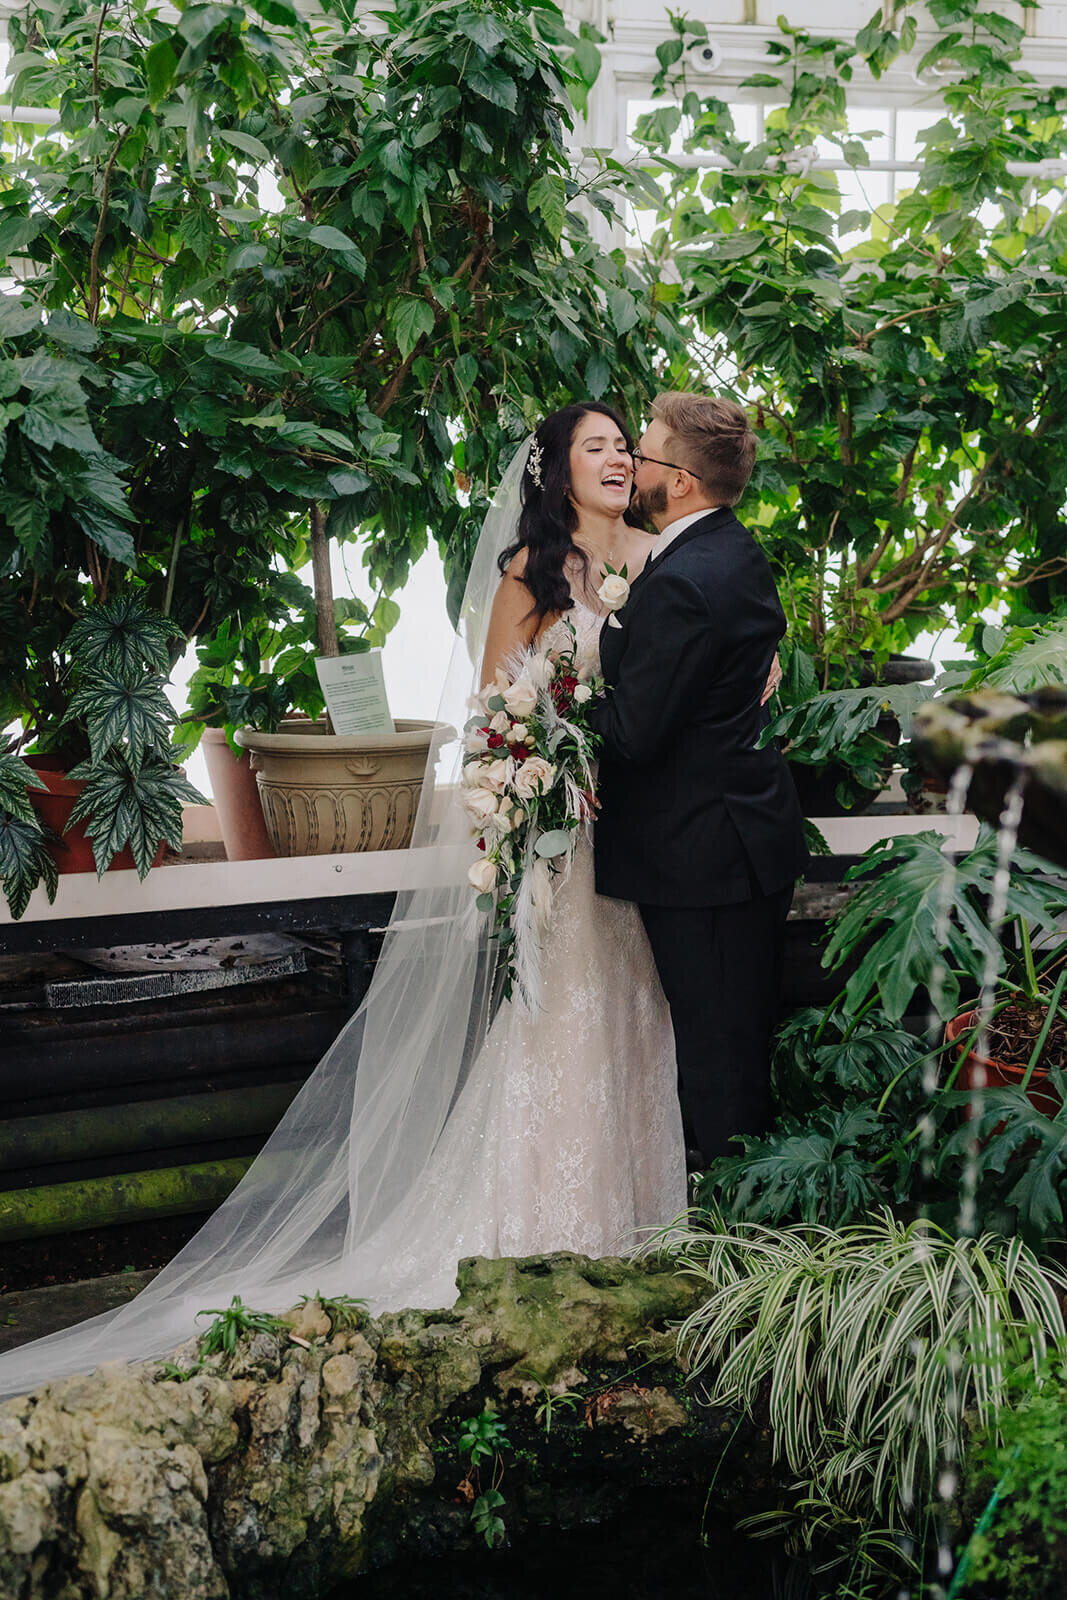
[234, 718, 445, 855]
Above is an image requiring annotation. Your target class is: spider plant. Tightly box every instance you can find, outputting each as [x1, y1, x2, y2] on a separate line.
[649, 1211, 1067, 1559]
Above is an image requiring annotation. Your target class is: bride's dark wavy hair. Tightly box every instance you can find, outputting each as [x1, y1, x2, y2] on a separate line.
[498, 402, 635, 620]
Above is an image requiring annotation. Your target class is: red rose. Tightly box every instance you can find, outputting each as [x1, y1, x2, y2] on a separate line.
[477, 837, 486, 851]
[560, 675, 578, 693]
[487, 732, 504, 748]
[511, 745, 528, 765]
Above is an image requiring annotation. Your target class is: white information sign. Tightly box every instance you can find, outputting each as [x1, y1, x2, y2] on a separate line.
[315, 651, 394, 737]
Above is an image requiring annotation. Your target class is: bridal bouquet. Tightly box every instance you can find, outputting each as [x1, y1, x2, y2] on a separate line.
[462, 619, 603, 1003]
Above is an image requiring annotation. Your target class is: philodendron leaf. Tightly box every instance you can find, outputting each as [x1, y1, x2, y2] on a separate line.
[824, 830, 1067, 1022]
[0, 813, 58, 919]
[65, 755, 205, 876]
[761, 681, 937, 760]
[941, 1076, 1067, 1239]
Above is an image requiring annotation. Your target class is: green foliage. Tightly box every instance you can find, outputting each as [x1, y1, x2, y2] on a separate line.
[295, 1290, 368, 1333]
[0, 749, 55, 917]
[966, 608, 1067, 693]
[471, 1488, 507, 1549]
[456, 1405, 511, 1549]
[696, 1007, 929, 1227]
[0, 809, 58, 920]
[530, 1382, 583, 1433]
[823, 829, 1067, 1022]
[457, 1406, 511, 1467]
[764, 678, 939, 809]
[638, 7, 1067, 677]
[652, 1210, 1067, 1566]
[959, 1363, 1067, 1600]
[195, 1294, 287, 1358]
[942, 1068, 1067, 1239]
[154, 1357, 205, 1383]
[3, 0, 682, 736]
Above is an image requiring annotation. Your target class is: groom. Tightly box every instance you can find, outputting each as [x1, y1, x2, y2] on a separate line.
[590, 392, 807, 1163]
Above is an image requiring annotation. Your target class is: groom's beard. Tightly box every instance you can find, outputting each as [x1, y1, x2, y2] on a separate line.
[631, 480, 669, 523]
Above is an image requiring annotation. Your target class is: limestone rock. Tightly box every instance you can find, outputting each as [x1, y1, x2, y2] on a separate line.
[0, 1252, 747, 1599]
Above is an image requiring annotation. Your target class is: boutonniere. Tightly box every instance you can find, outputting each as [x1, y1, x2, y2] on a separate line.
[597, 562, 630, 629]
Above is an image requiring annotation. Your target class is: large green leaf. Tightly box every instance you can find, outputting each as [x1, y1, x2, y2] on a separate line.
[763, 681, 937, 762]
[824, 830, 1065, 1022]
[64, 754, 205, 876]
[65, 596, 180, 679]
[390, 297, 435, 361]
[941, 1074, 1067, 1239]
[0, 749, 46, 824]
[702, 1104, 886, 1226]
[0, 814, 57, 919]
[978, 620, 1067, 692]
[64, 672, 177, 767]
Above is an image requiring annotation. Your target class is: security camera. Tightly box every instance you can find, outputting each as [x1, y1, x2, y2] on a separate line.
[687, 38, 722, 74]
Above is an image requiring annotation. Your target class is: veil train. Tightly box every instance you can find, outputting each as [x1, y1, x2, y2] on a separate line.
[0, 440, 533, 1399]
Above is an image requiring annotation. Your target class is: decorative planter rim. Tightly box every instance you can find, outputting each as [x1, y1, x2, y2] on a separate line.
[235, 718, 450, 756]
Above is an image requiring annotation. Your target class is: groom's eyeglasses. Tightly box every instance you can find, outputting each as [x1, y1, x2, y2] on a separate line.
[632, 450, 702, 481]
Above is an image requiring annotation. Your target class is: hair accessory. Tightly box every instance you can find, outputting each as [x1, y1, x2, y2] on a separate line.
[527, 437, 544, 489]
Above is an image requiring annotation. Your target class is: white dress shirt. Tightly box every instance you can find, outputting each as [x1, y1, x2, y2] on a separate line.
[649, 505, 723, 563]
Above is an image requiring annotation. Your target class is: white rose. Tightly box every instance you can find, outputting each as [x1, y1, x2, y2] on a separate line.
[572, 683, 593, 705]
[597, 573, 630, 611]
[480, 758, 510, 794]
[506, 722, 528, 744]
[576, 645, 600, 681]
[489, 710, 510, 733]
[513, 756, 555, 800]
[462, 756, 497, 786]
[503, 678, 538, 718]
[486, 799, 516, 835]
[462, 787, 498, 824]
[468, 858, 498, 894]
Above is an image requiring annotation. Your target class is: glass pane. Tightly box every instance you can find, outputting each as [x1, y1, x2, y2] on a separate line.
[896, 107, 942, 164]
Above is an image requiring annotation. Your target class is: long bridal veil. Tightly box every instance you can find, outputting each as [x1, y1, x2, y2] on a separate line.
[0, 440, 533, 1400]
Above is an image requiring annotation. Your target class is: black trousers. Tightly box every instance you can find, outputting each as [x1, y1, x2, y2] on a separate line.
[639, 884, 793, 1163]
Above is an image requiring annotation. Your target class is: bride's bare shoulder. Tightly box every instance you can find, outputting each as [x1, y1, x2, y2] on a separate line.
[482, 547, 538, 683]
[501, 545, 529, 580]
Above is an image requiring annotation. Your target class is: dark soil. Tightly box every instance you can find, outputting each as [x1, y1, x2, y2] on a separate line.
[338, 1494, 813, 1600]
[985, 1000, 1067, 1072]
[0, 1212, 209, 1294]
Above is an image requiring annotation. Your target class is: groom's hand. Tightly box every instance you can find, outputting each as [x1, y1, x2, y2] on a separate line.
[761, 653, 783, 706]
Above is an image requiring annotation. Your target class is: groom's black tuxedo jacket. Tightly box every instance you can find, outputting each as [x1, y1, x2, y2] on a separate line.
[590, 506, 807, 908]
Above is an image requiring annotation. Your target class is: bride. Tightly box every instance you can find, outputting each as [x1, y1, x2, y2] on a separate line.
[0, 403, 687, 1398]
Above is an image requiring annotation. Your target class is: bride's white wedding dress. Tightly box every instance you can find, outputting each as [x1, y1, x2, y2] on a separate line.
[0, 454, 685, 1398]
[332, 601, 687, 1313]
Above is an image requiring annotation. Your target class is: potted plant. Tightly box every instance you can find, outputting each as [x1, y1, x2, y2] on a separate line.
[823, 827, 1067, 1121]
[0, 594, 204, 917]
[6, 0, 683, 857]
[762, 647, 944, 815]
[637, 9, 1067, 697]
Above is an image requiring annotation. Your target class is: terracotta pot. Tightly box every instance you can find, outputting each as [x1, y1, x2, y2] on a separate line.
[201, 727, 277, 862]
[27, 756, 165, 875]
[234, 719, 447, 856]
[945, 1009, 1061, 1119]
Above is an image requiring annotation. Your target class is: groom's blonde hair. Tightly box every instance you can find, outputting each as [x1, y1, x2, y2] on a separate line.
[650, 392, 756, 506]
